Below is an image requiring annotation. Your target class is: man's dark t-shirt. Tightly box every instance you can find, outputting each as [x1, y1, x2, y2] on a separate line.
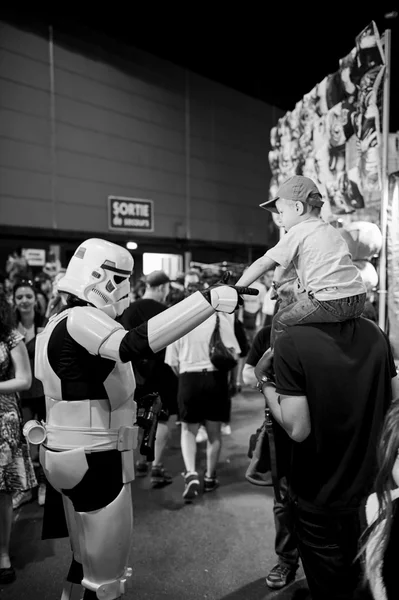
[274, 317, 396, 510]
[121, 298, 166, 331]
[120, 298, 177, 404]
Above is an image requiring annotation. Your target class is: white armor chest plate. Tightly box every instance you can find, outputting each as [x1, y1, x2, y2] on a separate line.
[35, 309, 136, 433]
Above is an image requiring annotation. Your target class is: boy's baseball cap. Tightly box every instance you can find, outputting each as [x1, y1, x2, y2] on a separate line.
[145, 270, 171, 287]
[260, 175, 324, 213]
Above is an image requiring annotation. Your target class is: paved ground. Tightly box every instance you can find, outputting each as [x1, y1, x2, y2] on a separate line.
[1, 389, 310, 600]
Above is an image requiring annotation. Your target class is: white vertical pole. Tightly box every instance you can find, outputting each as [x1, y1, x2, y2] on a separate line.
[378, 29, 391, 331]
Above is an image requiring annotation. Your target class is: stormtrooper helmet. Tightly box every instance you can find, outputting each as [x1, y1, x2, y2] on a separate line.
[58, 239, 134, 318]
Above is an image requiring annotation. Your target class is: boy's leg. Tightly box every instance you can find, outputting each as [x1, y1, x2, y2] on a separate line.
[271, 292, 364, 347]
[271, 293, 321, 347]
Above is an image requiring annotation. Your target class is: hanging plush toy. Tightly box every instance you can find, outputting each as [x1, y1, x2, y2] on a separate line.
[339, 221, 382, 291]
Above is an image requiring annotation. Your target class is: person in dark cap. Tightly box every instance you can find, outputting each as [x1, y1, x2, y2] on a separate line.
[145, 270, 171, 288]
[235, 175, 367, 346]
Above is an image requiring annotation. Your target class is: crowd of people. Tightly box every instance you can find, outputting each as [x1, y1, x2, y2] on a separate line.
[0, 176, 397, 599]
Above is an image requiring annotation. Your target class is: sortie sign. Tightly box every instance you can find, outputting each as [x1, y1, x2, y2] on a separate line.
[108, 196, 154, 232]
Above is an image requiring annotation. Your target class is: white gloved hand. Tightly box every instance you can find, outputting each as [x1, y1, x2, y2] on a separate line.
[203, 285, 240, 313]
[201, 271, 259, 313]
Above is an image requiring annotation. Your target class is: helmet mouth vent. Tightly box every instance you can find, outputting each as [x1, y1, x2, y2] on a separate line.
[91, 288, 109, 304]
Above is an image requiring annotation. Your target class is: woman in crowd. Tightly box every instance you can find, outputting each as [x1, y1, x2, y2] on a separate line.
[12, 279, 46, 508]
[0, 290, 36, 584]
[360, 399, 399, 599]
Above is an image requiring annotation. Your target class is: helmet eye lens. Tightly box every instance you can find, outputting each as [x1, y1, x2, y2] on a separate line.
[114, 275, 127, 285]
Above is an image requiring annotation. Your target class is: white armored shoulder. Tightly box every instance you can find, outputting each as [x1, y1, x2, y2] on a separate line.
[67, 306, 128, 361]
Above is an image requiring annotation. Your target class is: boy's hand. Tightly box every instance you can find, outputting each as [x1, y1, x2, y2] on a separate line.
[202, 271, 259, 313]
[220, 271, 259, 306]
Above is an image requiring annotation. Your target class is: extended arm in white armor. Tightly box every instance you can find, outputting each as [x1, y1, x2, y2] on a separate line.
[147, 286, 238, 353]
[67, 285, 240, 361]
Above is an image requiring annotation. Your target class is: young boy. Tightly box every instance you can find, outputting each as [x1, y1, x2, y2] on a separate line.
[235, 175, 367, 346]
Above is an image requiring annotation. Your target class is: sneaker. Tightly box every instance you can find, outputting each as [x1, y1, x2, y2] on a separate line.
[204, 474, 219, 493]
[37, 483, 46, 506]
[265, 564, 296, 590]
[12, 489, 33, 510]
[196, 426, 208, 443]
[135, 461, 150, 478]
[182, 472, 200, 502]
[221, 423, 231, 436]
[150, 465, 173, 488]
[0, 566, 16, 584]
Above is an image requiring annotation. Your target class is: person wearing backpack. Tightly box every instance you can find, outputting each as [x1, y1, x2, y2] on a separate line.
[165, 283, 240, 502]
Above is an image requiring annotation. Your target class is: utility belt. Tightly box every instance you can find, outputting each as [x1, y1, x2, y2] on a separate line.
[23, 420, 139, 453]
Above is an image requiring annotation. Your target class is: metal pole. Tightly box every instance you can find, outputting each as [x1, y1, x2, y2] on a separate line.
[184, 69, 192, 272]
[49, 25, 58, 229]
[378, 29, 391, 331]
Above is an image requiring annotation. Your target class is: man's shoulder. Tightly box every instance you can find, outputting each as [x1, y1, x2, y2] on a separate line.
[127, 298, 164, 311]
[140, 298, 165, 309]
[121, 298, 165, 328]
[282, 317, 384, 346]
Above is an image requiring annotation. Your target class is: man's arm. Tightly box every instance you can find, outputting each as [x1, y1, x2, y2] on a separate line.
[255, 329, 310, 441]
[242, 326, 272, 387]
[261, 383, 311, 442]
[235, 256, 277, 287]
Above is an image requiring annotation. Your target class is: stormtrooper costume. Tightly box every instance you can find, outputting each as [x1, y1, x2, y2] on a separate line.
[32, 238, 248, 600]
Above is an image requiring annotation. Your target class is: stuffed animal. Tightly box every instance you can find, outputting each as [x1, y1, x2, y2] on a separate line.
[339, 221, 382, 292]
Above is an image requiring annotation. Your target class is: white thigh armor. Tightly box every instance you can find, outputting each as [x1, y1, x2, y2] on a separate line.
[60, 480, 133, 600]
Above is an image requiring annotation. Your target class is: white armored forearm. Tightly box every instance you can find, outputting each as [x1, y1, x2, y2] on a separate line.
[147, 291, 213, 353]
[147, 286, 240, 354]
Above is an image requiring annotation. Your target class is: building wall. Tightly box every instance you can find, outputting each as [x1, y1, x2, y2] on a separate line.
[0, 21, 283, 250]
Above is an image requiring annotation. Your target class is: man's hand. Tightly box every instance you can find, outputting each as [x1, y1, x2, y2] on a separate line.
[255, 347, 275, 383]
